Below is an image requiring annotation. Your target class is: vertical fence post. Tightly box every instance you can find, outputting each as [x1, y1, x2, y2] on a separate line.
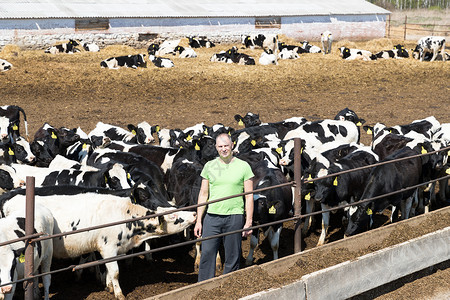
[293, 138, 302, 253]
[387, 14, 391, 39]
[24, 176, 35, 300]
[403, 15, 407, 41]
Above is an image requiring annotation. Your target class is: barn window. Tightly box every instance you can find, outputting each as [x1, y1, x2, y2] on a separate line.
[75, 18, 109, 31]
[255, 17, 281, 29]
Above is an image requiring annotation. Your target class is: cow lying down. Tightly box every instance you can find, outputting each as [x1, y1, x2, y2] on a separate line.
[0, 58, 12, 71]
[148, 54, 174, 68]
[0, 188, 196, 300]
[339, 47, 377, 61]
[100, 54, 147, 69]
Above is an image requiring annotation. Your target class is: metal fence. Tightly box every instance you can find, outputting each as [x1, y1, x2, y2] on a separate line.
[386, 14, 450, 39]
[1, 139, 449, 299]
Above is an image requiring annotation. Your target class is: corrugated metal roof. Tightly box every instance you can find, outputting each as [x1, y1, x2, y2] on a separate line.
[0, 0, 390, 19]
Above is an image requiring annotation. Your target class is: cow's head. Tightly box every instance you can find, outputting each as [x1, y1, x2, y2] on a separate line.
[234, 112, 261, 128]
[345, 204, 373, 237]
[393, 44, 409, 58]
[155, 207, 196, 235]
[147, 43, 160, 55]
[0, 59, 12, 72]
[128, 121, 155, 144]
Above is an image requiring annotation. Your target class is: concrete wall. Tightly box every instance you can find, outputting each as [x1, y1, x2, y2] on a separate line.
[0, 15, 387, 50]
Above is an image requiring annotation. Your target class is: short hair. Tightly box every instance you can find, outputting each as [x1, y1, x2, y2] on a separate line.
[216, 133, 232, 145]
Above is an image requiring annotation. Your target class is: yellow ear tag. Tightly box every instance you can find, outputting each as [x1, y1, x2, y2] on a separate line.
[195, 143, 200, 151]
[204, 129, 208, 135]
[82, 143, 87, 149]
[276, 147, 282, 154]
[305, 193, 311, 201]
[300, 147, 303, 154]
[19, 253, 25, 263]
[366, 208, 373, 215]
[156, 126, 160, 132]
[105, 176, 108, 183]
[131, 130, 136, 135]
[269, 206, 276, 214]
[448, 150, 450, 156]
[333, 177, 338, 186]
[238, 120, 244, 126]
[180, 146, 183, 149]
[186, 135, 192, 141]
[308, 174, 312, 181]
[51, 132, 57, 139]
[12, 125, 18, 130]
[251, 140, 256, 146]
[356, 122, 362, 126]
[421, 147, 427, 154]
[127, 173, 131, 179]
[446, 168, 450, 175]
[367, 129, 372, 135]
[8, 148, 14, 155]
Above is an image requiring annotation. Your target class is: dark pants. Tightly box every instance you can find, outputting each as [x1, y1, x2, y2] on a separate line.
[198, 213, 244, 282]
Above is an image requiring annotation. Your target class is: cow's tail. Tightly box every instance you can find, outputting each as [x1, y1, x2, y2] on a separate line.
[17, 106, 29, 140]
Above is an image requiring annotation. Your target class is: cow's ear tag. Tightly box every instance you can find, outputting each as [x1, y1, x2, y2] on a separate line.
[82, 143, 87, 149]
[269, 206, 276, 214]
[8, 148, 14, 155]
[127, 173, 131, 179]
[186, 135, 192, 141]
[51, 132, 57, 139]
[300, 147, 303, 154]
[305, 193, 311, 201]
[276, 147, 282, 154]
[156, 126, 160, 132]
[195, 143, 200, 151]
[204, 129, 208, 135]
[366, 128, 372, 135]
[238, 120, 244, 126]
[366, 208, 373, 215]
[180, 146, 183, 149]
[446, 168, 450, 175]
[12, 125, 18, 130]
[356, 122, 362, 126]
[19, 253, 25, 263]
[131, 130, 136, 135]
[333, 177, 338, 186]
[421, 147, 427, 154]
[307, 174, 312, 181]
[228, 132, 231, 136]
[104, 176, 108, 183]
[251, 140, 256, 146]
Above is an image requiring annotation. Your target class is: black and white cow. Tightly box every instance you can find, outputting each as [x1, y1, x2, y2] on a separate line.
[0, 189, 196, 300]
[234, 112, 262, 128]
[375, 44, 409, 59]
[210, 51, 231, 63]
[278, 47, 300, 60]
[88, 121, 157, 146]
[301, 41, 322, 53]
[242, 34, 278, 54]
[155, 39, 180, 56]
[0, 105, 29, 142]
[173, 45, 197, 58]
[224, 47, 255, 65]
[345, 141, 446, 236]
[188, 36, 215, 48]
[100, 54, 147, 69]
[147, 43, 160, 55]
[259, 50, 278, 65]
[278, 42, 308, 54]
[0, 204, 54, 300]
[148, 54, 174, 68]
[321, 31, 333, 54]
[83, 42, 100, 52]
[238, 154, 292, 265]
[413, 36, 446, 62]
[313, 147, 379, 246]
[334, 108, 366, 126]
[0, 164, 25, 193]
[0, 58, 12, 71]
[45, 39, 80, 54]
[339, 47, 377, 61]
[9, 136, 35, 164]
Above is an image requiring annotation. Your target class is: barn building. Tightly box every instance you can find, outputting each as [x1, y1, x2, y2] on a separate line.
[0, 0, 390, 49]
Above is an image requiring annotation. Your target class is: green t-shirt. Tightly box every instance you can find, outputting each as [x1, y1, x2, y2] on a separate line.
[201, 157, 254, 215]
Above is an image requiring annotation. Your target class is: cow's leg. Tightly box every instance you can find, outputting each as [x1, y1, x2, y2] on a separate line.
[401, 194, 414, 220]
[266, 225, 282, 260]
[410, 189, 419, 217]
[41, 253, 53, 300]
[430, 49, 438, 62]
[302, 198, 314, 234]
[440, 43, 446, 61]
[317, 204, 330, 247]
[100, 248, 124, 300]
[245, 229, 260, 266]
[144, 240, 153, 261]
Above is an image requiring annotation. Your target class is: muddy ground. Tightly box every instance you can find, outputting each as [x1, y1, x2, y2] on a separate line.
[1, 36, 449, 299]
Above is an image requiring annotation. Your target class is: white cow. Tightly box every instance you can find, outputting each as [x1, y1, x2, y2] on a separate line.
[156, 39, 180, 56]
[0, 59, 12, 71]
[278, 47, 299, 60]
[2, 192, 196, 300]
[413, 36, 446, 62]
[0, 204, 54, 300]
[83, 42, 100, 52]
[321, 31, 333, 54]
[259, 50, 278, 65]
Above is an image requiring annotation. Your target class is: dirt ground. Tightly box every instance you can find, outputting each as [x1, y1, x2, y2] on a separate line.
[1, 34, 449, 299]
